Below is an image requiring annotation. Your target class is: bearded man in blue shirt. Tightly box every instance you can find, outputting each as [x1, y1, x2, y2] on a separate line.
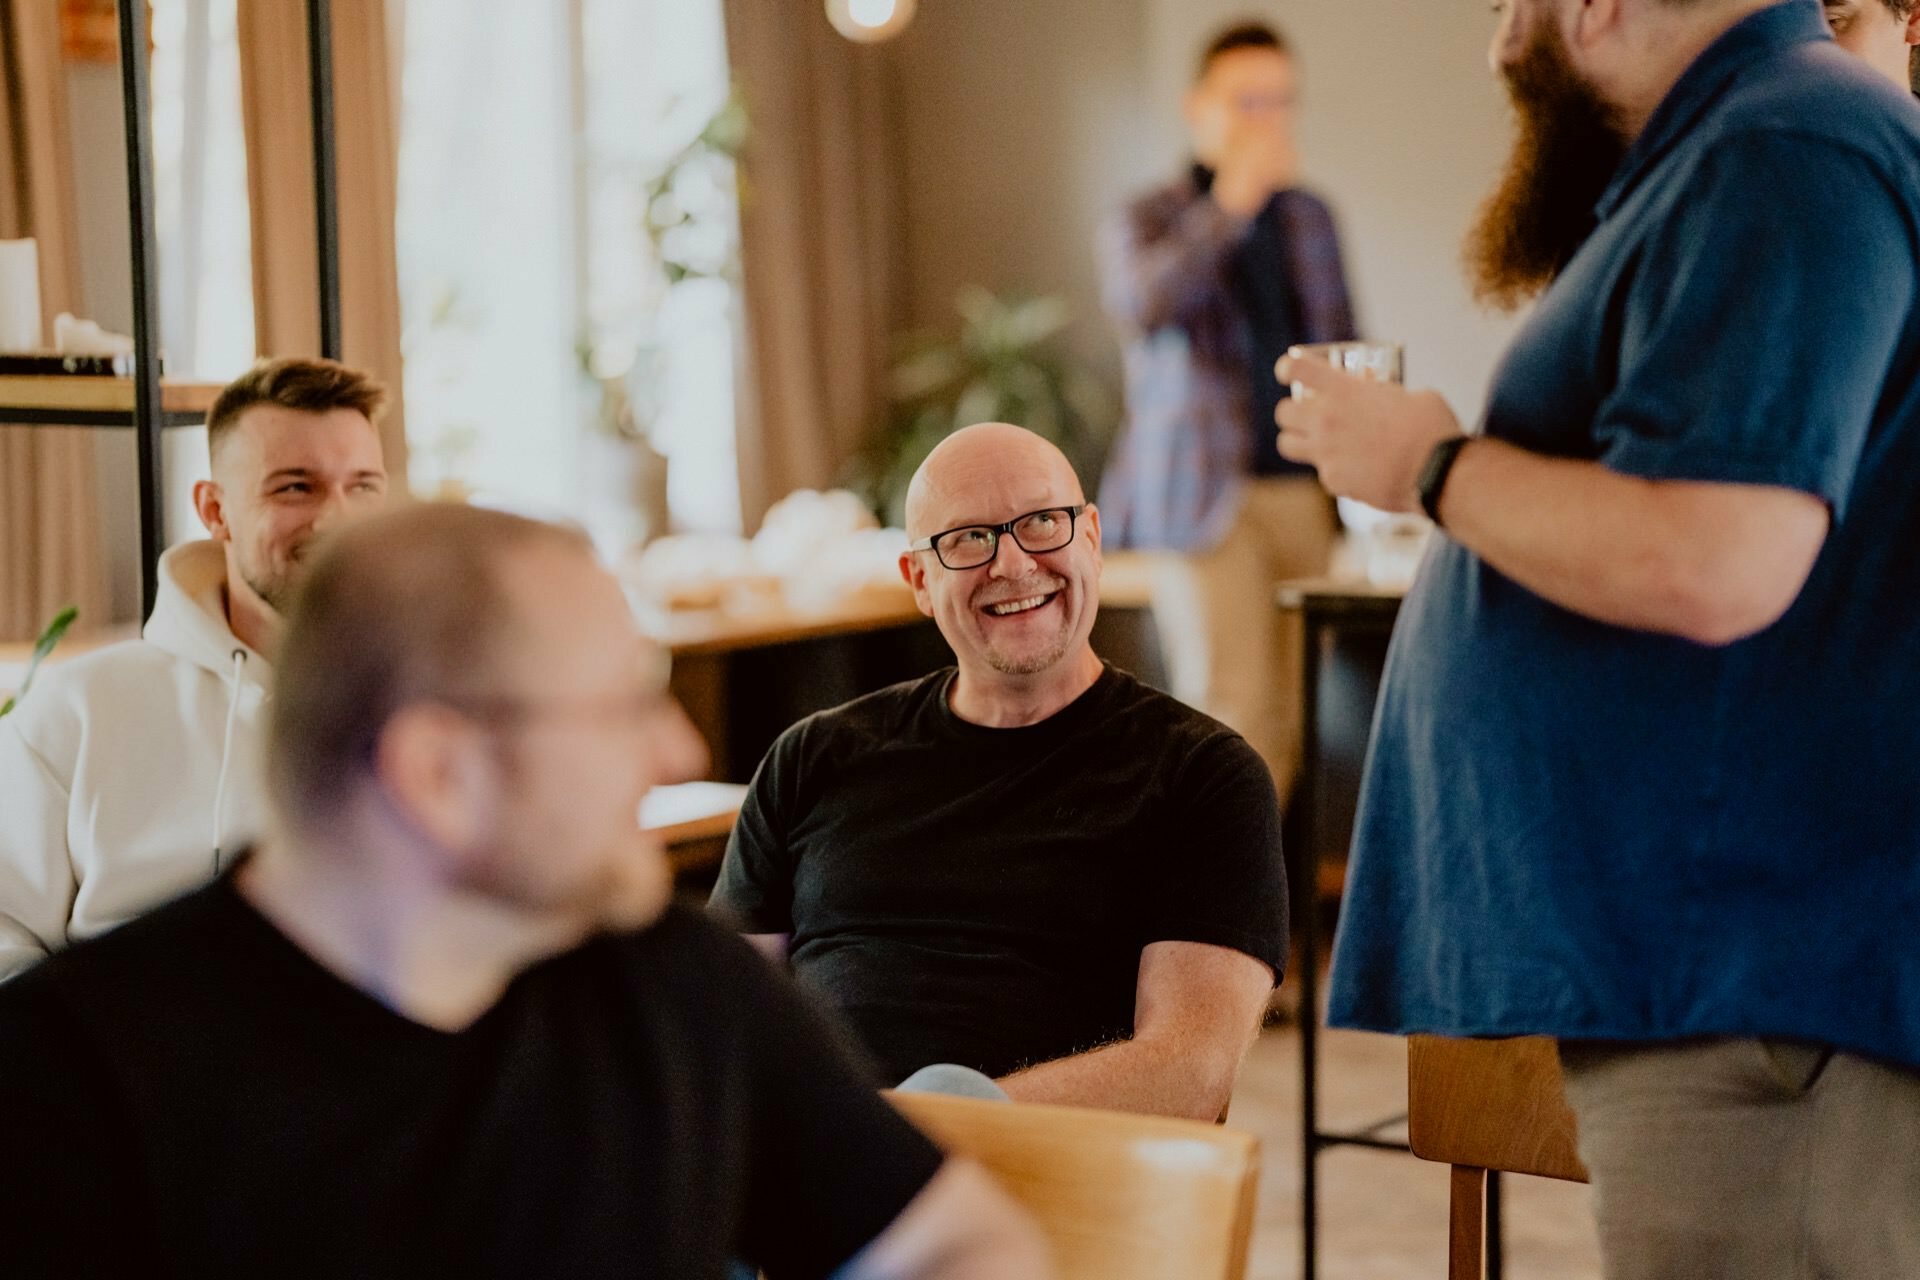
[1275, 1, 1920, 1276]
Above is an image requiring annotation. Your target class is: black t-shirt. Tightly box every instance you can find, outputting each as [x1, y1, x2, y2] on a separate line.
[0, 875, 943, 1279]
[710, 664, 1288, 1085]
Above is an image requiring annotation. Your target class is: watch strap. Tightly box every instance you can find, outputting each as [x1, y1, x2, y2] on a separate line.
[1417, 436, 1471, 526]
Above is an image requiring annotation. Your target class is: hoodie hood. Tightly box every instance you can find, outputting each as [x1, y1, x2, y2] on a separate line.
[143, 540, 271, 692]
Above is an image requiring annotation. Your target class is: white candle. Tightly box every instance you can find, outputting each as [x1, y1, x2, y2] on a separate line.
[0, 238, 43, 352]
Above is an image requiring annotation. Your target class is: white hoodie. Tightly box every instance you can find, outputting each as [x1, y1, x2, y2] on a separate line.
[0, 540, 270, 979]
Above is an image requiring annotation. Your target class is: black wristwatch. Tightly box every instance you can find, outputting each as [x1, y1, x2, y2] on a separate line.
[1416, 436, 1472, 527]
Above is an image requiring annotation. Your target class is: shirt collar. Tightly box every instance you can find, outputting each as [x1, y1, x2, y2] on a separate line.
[1594, 0, 1830, 221]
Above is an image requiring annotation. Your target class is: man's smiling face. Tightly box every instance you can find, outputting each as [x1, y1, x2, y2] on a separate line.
[900, 425, 1102, 681]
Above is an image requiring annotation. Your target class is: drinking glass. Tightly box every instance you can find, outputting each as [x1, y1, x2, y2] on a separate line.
[1282, 341, 1428, 588]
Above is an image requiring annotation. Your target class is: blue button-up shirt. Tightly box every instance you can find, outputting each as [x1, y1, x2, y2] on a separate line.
[1328, 0, 1920, 1069]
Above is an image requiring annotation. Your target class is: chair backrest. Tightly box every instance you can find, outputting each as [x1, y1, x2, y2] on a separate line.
[1407, 1035, 1587, 1182]
[888, 1092, 1261, 1280]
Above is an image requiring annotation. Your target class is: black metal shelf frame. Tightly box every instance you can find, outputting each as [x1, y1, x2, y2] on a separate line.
[1288, 586, 1506, 1280]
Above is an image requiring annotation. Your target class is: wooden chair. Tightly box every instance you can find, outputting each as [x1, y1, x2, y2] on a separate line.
[1406, 1035, 1589, 1280]
[888, 1092, 1261, 1280]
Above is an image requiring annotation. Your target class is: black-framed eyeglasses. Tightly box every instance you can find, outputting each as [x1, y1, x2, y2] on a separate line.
[443, 644, 675, 730]
[907, 505, 1087, 571]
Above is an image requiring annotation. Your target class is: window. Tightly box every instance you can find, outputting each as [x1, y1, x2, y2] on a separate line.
[150, 0, 254, 542]
[396, 0, 740, 548]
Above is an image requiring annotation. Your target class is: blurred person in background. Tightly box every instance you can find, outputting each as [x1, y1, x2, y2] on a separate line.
[1097, 20, 1357, 800]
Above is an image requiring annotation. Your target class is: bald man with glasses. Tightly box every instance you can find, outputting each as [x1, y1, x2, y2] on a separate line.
[711, 423, 1288, 1123]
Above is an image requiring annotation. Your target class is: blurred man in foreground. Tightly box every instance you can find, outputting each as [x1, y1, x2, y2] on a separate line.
[0, 504, 1050, 1280]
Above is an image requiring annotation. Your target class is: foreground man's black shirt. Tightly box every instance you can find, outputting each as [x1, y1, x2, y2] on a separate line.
[712, 665, 1289, 1085]
[0, 874, 942, 1279]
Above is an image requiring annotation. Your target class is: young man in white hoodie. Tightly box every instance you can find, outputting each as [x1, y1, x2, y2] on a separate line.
[0, 356, 388, 979]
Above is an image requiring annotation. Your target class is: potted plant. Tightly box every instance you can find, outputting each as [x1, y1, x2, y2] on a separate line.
[851, 287, 1114, 527]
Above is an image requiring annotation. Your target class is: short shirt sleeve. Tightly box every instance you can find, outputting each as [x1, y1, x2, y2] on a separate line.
[1595, 131, 1914, 519]
[1139, 730, 1288, 980]
[727, 933, 946, 1277]
[708, 721, 807, 934]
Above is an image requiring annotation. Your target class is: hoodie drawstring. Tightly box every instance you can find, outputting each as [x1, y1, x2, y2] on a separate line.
[211, 649, 246, 874]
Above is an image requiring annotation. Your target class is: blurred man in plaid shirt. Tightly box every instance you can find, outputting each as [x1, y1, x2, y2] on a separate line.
[1097, 20, 1357, 799]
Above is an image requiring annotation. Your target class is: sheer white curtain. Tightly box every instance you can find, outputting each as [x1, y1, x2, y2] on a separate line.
[394, 0, 739, 541]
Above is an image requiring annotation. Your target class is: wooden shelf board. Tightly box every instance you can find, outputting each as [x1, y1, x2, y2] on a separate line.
[0, 376, 222, 417]
[658, 551, 1158, 657]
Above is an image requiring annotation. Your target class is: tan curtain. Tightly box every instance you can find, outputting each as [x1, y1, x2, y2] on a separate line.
[235, 0, 408, 480]
[723, 0, 901, 531]
[0, 0, 111, 642]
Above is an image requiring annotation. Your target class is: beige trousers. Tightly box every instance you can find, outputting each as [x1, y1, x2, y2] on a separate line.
[1148, 476, 1337, 797]
[1559, 1037, 1920, 1280]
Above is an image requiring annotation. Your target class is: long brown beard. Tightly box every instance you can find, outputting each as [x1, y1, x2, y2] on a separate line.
[1465, 20, 1628, 312]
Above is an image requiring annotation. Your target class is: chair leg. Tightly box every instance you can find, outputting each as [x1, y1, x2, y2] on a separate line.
[1448, 1165, 1487, 1280]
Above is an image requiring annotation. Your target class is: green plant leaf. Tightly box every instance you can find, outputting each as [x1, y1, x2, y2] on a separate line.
[860, 286, 1121, 523]
[0, 605, 77, 719]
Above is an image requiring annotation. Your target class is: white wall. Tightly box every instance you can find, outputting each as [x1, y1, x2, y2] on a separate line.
[886, 0, 1527, 431]
[885, 0, 1155, 384]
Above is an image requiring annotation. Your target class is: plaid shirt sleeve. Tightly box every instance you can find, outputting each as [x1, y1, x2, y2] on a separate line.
[1097, 193, 1248, 339]
[1280, 190, 1359, 343]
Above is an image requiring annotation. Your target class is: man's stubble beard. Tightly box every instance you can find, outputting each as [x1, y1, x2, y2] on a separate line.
[238, 538, 310, 615]
[983, 632, 1074, 677]
[1464, 20, 1629, 312]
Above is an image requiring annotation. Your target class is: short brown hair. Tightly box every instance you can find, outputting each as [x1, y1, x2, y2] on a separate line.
[1197, 20, 1291, 80]
[268, 503, 590, 833]
[207, 357, 386, 458]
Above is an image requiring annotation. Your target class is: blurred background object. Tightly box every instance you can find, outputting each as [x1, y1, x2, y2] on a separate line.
[824, 0, 917, 45]
[849, 287, 1112, 528]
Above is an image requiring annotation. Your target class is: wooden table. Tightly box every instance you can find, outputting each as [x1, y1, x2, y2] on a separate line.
[640, 781, 746, 876]
[0, 376, 222, 426]
[661, 553, 1162, 781]
[655, 550, 1157, 657]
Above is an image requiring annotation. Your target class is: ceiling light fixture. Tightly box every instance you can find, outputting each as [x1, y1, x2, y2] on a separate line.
[825, 0, 917, 44]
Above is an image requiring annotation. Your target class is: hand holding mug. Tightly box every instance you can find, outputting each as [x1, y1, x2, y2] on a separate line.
[1276, 344, 1460, 513]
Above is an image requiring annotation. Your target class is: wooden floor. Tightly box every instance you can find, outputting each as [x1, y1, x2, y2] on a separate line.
[1228, 1027, 1603, 1280]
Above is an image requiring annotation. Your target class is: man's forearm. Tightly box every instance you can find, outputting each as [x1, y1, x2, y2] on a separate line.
[997, 1034, 1238, 1123]
[1436, 437, 1824, 645]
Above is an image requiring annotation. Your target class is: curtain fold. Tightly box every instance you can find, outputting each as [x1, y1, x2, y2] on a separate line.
[722, 0, 902, 531]
[235, 0, 408, 480]
[0, 0, 111, 642]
